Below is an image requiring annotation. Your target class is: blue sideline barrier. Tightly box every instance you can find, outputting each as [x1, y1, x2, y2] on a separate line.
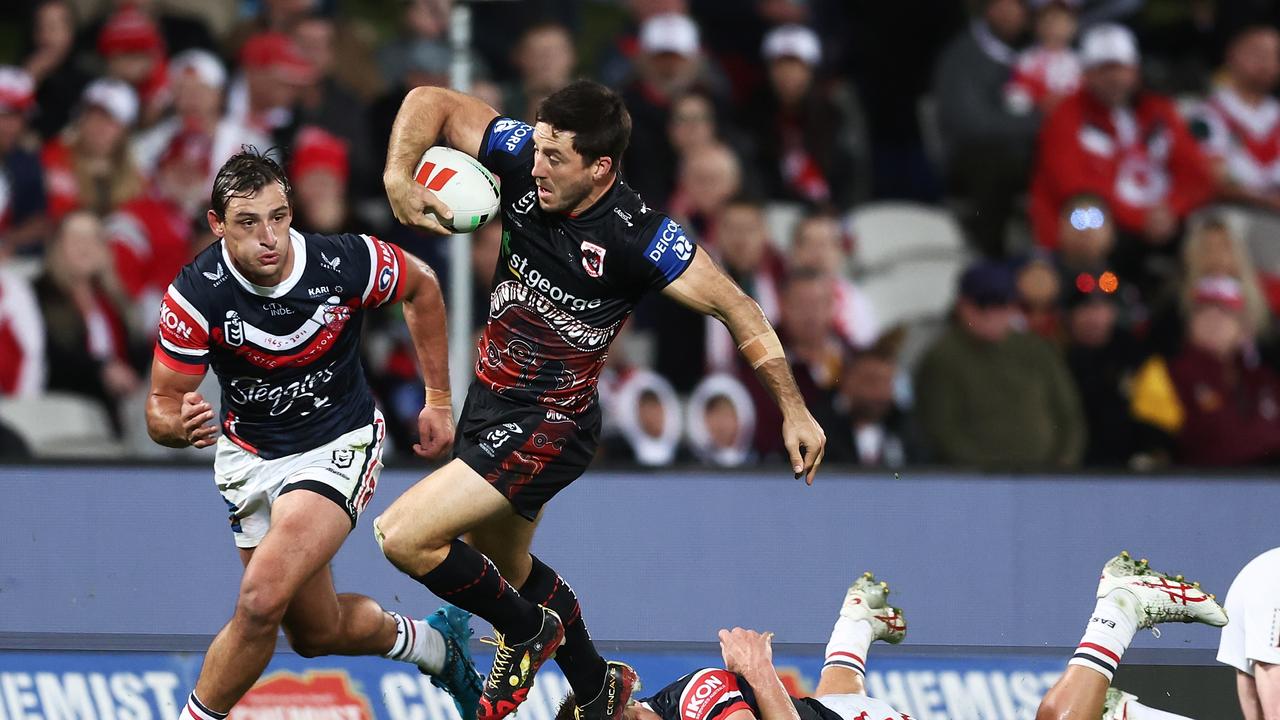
[2, 465, 1275, 654]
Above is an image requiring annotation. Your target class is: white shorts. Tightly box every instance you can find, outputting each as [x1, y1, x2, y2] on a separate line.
[1218, 547, 1280, 675]
[214, 411, 386, 549]
[814, 693, 907, 720]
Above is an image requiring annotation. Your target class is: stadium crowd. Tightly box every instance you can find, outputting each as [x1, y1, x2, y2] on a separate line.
[4, 0, 1280, 471]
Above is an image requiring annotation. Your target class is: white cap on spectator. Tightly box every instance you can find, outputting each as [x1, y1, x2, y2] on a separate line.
[1080, 23, 1139, 68]
[82, 78, 138, 126]
[0, 66, 35, 114]
[640, 13, 700, 57]
[170, 49, 226, 90]
[762, 25, 821, 66]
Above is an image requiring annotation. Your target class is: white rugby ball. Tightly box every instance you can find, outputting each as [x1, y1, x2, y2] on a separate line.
[412, 146, 501, 233]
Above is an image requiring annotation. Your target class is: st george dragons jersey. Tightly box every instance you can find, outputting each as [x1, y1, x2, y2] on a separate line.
[474, 115, 698, 415]
[154, 228, 407, 459]
[640, 669, 910, 720]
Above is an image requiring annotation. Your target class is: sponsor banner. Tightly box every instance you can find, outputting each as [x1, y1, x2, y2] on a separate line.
[0, 649, 1061, 720]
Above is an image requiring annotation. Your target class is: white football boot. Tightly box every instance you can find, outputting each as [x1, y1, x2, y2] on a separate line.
[1101, 687, 1138, 720]
[840, 571, 907, 644]
[1097, 551, 1227, 629]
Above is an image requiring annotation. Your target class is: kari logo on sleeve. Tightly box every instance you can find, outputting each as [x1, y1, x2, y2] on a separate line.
[645, 219, 695, 282]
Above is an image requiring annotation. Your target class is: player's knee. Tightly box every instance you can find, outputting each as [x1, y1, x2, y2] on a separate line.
[374, 514, 439, 574]
[234, 582, 291, 632]
[1033, 695, 1067, 720]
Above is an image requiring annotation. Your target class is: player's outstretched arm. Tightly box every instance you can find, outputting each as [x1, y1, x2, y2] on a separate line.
[396, 252, 454, 460]
[145, 357, 217, 449]
[663, 251, 826, 483]
[719, 629, 800, 720]
[384, 86, 499, 235]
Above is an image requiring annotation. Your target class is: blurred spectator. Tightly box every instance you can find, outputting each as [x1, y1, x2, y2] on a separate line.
[24, 0, 91, 140]
[0, 67, 51, 258]
[934, 0, 1040, 256]
[820, 335, 915, 468]
[703, 198, 785, 376]
[33, 212, 141, 433]
[667, 90, 717, 156]
[376, 0, 451, 84]
[1005, 0, 1082, 116]
[133, 49, 271, 196]
[914, 261, 1086, 468]
[1131, 276, 1280, 466]
[96, 4, 169, 127]
[602, 369, 685, 466]
[226, 32, 317, 147]
[1029, 24, 1216, 276]
[226, 0, 322, 56]
[1148, 214, 1271, 356]
[503, 22, 575, 125]
[290, 126, 351, 234]
[368, 40, 451, 166]
[685, 373, 756, 467]
[292, 14, 376, 200]
[598, 0, 689, 90]
[744, 24, 857, 207]
[1063, 278, 1142, 466]
[746, 267, 844, 458]
[41, 78, 143, 220]
[789, 214, 879, 348]
[1189, 26, 1280, 211]
[1016, 255, 1064, 341]
[0, 266, 46, 397]
[622, 13, 712, 204]
[667, 141, 741, 238]
[78, 0, 217, 58]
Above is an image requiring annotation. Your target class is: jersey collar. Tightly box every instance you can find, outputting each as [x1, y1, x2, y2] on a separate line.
[220, 227, 308, 298]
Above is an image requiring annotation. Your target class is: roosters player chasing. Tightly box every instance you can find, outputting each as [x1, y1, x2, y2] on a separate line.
[146, 150, 482, 720]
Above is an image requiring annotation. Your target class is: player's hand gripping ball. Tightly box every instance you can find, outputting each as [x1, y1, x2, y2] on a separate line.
[404, 146, 501, 234]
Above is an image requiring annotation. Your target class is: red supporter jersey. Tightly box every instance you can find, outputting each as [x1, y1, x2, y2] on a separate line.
[155, 228, 406, 459]
[1030, 89, 1215, 248]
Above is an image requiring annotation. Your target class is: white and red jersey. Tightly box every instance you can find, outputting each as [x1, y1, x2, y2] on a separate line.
[0, 269, 45, 397]
[1005, 46, 1081, 114]
[1192, 86, 1280, 195]
[155, 228, 406, 459]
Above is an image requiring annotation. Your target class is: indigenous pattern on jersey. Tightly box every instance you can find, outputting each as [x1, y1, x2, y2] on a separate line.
[155, 228, 406, 459]
[639, 669, 910, 720]
[475, 115, 697, 415]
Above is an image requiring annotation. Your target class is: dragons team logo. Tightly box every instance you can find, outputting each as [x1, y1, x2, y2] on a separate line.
[580, 241, 607, 278]
[233, 670, 373, 720]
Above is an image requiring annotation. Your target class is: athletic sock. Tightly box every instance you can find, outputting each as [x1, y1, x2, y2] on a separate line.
[414, 539, 543, 641]
[1068, 589, 1142, 682]
[823, 615, 875, 678]
[384, 611, 447, 674]
[520, 554, 608, 701]
[178, 693, 227, 720]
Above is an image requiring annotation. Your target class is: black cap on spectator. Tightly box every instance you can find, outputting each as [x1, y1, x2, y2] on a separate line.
[958, 262, 1016, 306]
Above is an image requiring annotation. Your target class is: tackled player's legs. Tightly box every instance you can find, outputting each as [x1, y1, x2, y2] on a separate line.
[190, 489, 356, 710]
[815, 572, 905, 700]
[278, 563, 399, 659]
[1036, 552, 1226, 720]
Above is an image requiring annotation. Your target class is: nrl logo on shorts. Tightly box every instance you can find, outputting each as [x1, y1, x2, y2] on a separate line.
[332, 449, 355, 468]
[580, 241, 606, 278]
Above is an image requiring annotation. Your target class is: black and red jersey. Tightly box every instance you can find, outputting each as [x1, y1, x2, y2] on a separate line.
[640, 668, 909, 720]
[474, 116, 698, 415]
[155, 228, 406, 459]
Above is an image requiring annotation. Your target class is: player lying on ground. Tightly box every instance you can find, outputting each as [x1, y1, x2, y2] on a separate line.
[1037, 551, 1228, 720]
[145, 150, 482, 720]
[555, 572, 911, 720]
[1218, 546, 1280, 720]
[375, 79, 826, 720]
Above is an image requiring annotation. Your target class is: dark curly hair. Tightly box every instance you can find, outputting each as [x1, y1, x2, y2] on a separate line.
[210, 146, 291, 220]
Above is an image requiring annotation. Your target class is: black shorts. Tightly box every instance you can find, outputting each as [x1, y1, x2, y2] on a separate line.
[453, 383, 601, 520]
